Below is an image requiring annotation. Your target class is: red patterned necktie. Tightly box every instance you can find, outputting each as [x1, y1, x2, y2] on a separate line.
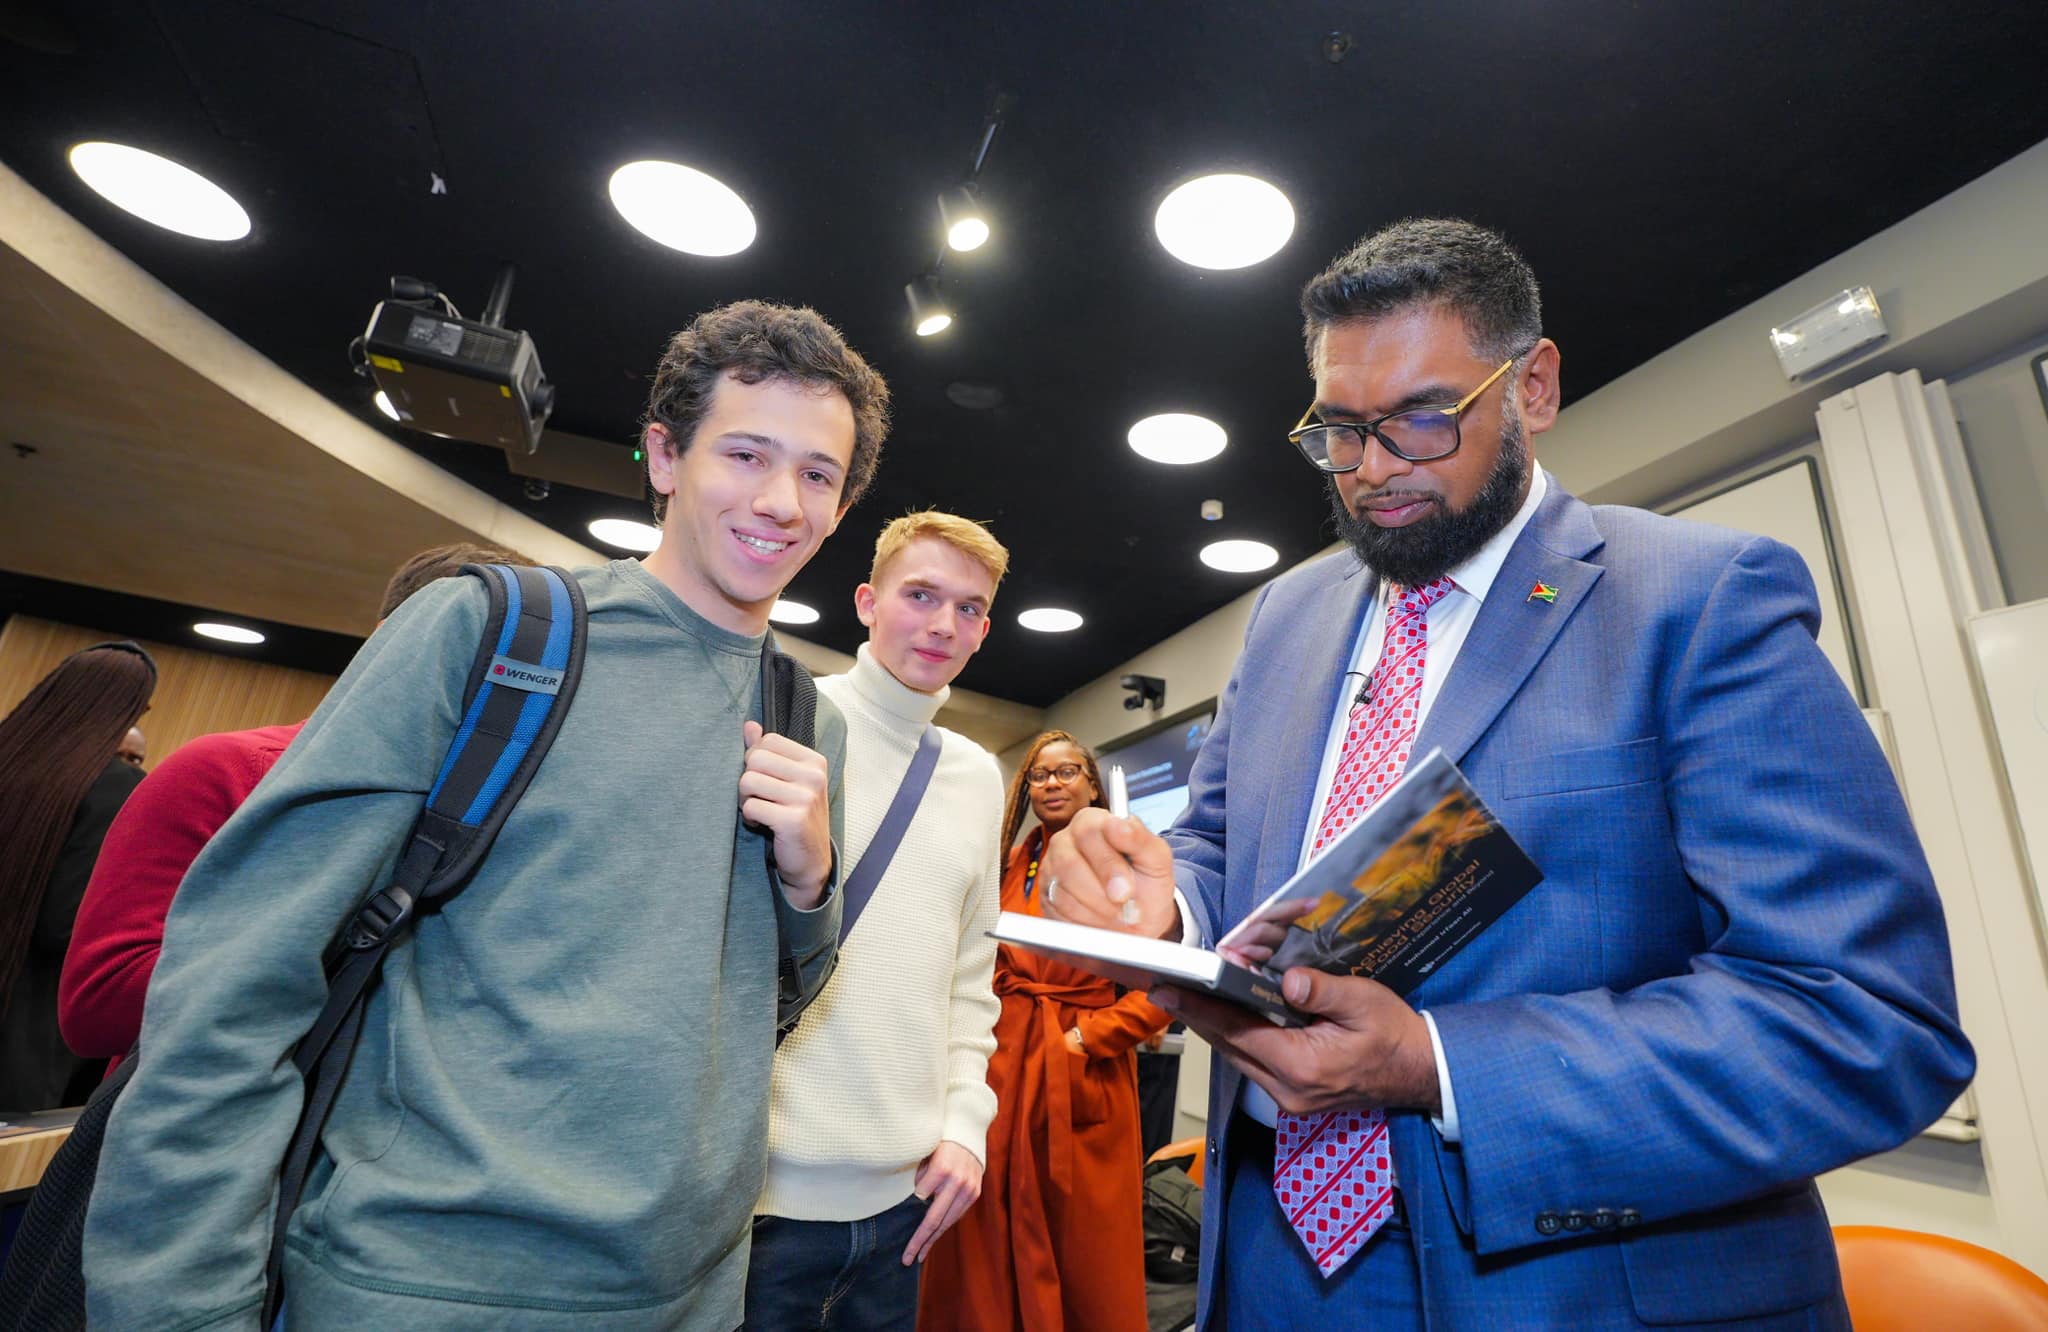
[1274, 576, 1453, 1277]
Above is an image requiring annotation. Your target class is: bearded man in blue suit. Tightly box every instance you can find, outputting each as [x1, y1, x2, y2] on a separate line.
[1042, 219, 1972, 1330]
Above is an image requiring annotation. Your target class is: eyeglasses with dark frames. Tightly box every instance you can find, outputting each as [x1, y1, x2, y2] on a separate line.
[1287, 353, 1522, 472]
[1026, 763, 1087, 787]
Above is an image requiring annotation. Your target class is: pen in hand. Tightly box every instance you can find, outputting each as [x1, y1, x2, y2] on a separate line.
[1107, 765, 1141, 926]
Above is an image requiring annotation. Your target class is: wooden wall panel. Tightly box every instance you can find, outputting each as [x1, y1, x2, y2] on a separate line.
[0, 616, 334, 765]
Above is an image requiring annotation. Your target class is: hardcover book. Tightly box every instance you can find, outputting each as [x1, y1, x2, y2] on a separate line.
[993, 749, 1542, 1025]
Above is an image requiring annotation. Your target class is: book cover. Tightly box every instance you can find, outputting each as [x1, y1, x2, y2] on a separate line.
[993, 749, 1541, 1022]
[1237, 749, 1543, 997]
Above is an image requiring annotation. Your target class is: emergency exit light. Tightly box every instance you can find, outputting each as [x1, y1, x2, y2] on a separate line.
[1768, 287, 1887, 380]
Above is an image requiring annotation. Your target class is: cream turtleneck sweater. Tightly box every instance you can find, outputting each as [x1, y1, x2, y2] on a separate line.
[758, 644, 1004, 1221]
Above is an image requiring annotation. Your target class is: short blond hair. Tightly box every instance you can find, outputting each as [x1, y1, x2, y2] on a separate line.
[869, 510, 1010, 596]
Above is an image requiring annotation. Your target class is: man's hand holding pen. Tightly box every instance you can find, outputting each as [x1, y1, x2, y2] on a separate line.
[1040, 764, 1181, 941]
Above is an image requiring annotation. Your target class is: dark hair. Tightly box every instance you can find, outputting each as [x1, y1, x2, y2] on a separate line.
[378, 541, 532, 620]
[1300, 217, 1542, 366]
[642, 300, 891, 522]
[999, 730, 1107, 856]
[0, 641, 157, 1012]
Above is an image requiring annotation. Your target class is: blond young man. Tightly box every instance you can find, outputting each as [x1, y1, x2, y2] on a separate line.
[747, 512, 1010, 1331]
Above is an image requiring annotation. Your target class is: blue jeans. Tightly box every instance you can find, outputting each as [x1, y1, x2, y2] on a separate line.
[743, 1195, 926, 1330]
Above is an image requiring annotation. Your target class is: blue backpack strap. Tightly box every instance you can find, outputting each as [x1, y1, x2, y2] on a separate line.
[413, 563, 585, 892]
[263, 564, 586, 1325]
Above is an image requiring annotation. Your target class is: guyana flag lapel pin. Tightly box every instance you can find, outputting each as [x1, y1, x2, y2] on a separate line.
[1526, 580, 1559, 604]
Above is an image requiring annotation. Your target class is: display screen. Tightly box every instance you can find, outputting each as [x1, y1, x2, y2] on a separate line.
[1097, 703, 1216, 834]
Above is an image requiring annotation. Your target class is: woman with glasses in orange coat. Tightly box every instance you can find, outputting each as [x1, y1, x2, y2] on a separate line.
[920, 731, 1170, 1332]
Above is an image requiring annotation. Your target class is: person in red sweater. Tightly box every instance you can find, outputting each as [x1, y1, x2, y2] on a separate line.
[58, 542, 524, 1061]
[59, 722, 303, 1059]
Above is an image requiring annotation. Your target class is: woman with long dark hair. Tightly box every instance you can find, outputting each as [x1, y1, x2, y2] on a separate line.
[921, 730, 1169, 1332]
[0, 640, 157, 1109]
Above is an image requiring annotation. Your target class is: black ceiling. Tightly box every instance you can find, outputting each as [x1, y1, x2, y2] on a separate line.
[5, 1, 2047, 705]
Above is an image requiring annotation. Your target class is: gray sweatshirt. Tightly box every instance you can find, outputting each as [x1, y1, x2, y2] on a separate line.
[84, 559, 843, 1331]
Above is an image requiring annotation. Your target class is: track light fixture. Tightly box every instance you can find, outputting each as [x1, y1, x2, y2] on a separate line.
[939, 184, 988, 251]
[901, 91, 1012, 342]
[905, 274, 953, 337]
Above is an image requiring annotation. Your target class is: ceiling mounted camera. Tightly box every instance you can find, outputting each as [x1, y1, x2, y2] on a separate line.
[1121, 673, 1167, 712]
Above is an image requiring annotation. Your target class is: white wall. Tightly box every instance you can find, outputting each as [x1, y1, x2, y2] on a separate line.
[1944, 335, 2048, 605]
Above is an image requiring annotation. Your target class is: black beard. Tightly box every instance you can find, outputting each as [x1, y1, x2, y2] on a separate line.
[1327, 412, 1530, 590]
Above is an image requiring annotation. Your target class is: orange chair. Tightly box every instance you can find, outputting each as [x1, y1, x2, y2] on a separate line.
[1834, 1226, 2048, 1331]
[1147, 1135, 1206, 1189]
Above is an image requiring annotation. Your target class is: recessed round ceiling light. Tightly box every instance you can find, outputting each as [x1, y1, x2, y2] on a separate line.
[1018, 607, 1083, 633]
[1154, 173, 1294, 270]
[68, 142, 251, 241]
[193, 621, 265, 645]
[1128, 413, 1227, 465]
[1200, 539, 1280, 573]
[588, 517, 662, 552]
[608, 160, 756, 256]
[373, 390, 400, 421]
[948, 217, 989, 251]
[769, 599, 820, 626]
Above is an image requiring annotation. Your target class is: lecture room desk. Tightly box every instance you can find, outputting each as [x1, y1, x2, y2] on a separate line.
[0, 1109, 80, 1198]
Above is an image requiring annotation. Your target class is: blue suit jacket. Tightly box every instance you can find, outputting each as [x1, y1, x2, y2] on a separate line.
[1166, 479, 1974, 1330]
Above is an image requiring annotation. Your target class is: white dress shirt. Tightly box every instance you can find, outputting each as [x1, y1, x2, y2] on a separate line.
[1184, 468, 1549, 1139]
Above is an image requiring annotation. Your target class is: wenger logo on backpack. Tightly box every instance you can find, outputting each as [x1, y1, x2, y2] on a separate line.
[488, 654, 564, 694]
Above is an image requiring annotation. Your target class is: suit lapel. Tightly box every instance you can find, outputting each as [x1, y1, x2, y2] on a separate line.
[1414, 482, 1607, 767]
[1251, 558, 1379, 916]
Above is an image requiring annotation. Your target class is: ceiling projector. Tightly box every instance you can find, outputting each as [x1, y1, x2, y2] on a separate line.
[351, 265, 554, 454]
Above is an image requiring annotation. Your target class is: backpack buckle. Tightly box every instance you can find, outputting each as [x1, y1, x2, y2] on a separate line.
[345, 885, 416, 950]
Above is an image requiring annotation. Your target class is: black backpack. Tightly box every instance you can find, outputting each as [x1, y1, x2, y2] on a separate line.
[0, 564, 826, 1330]
[1142, 1154, 1204, 1285]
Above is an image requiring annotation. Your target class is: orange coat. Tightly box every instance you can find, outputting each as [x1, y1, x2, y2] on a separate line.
[919, 829, 1172, 1332]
